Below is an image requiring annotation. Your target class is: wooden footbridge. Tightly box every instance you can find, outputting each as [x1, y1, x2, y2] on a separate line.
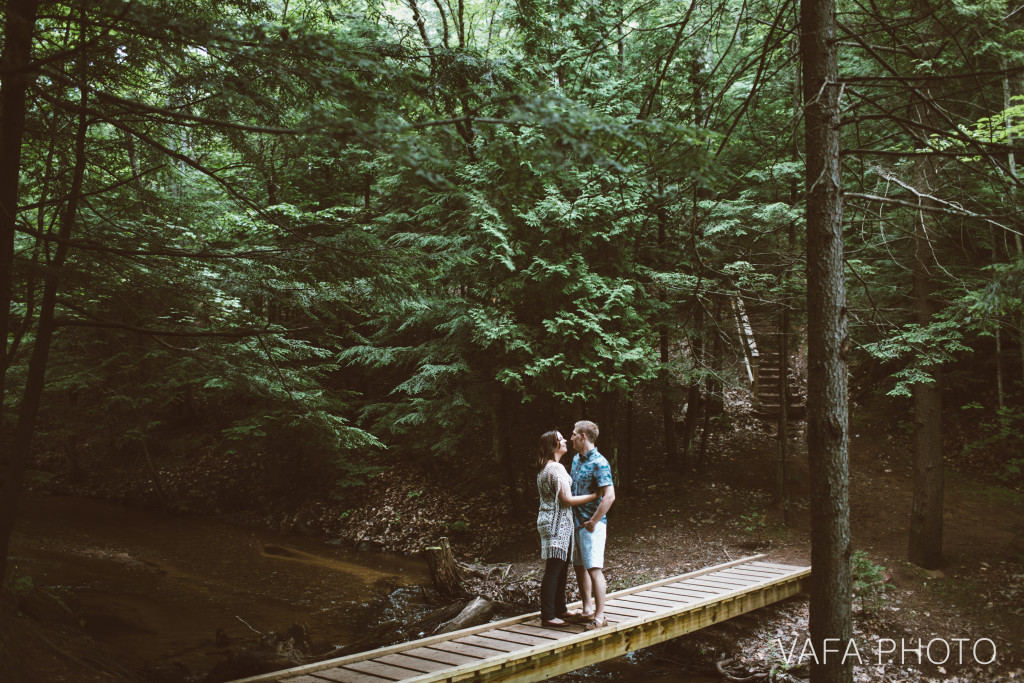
[233, 555, 809, 683]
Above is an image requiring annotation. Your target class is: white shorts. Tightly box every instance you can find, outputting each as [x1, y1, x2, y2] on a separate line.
[572, 523, 606, 569]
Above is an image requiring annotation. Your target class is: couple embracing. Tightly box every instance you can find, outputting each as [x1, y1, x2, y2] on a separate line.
[535, 420, 615, 631]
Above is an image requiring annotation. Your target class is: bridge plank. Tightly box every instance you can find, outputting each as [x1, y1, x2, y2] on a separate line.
[604, 604, 652, 618]
[686, 575, 751, 587]
[669, 585, 727, 598]
[402, 647, 479, 665]
[613, 597, 673, 611]
[622, 593, 683, 608]
[750, 561, 804, 571]
[505, 623, 581, 638]
[344, 659, 421, 680]
[487, 630, 555, 646]
[720, 565, 787, 576]
[668, 579, 723, 591]
[721, 564, 783, 574]
[608, 598, 662, 613]
[456, 634, 525, 653]
[650, 583, 716, 595]
[427, 641, 505, 659]
[646, 587, 703, 601]
[681, 578, 743, 591]
[716, 569, 782, 582]
[602, 606, 651, 622]
[375, 654, 452, 674]
[297, 668, 393, 682]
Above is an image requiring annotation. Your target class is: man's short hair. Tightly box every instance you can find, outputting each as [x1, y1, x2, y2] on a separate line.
[575, 420, 599, 443]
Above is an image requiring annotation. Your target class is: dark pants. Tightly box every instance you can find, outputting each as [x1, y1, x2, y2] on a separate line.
[540, 556, 569, 621]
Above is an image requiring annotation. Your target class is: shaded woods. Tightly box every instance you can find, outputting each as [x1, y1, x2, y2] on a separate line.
[3, 2, 1024, 682]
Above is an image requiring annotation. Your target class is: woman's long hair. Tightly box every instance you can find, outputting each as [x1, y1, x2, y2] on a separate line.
[536, 430, 560, 471]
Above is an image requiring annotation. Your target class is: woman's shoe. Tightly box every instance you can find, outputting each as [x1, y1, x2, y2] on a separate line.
[567, 611, 595, 624]
[584, 617, 608, 631]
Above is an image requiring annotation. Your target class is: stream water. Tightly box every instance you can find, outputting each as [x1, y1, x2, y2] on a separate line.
[10, 494, 430, 676]
[10, 494, 717, 682]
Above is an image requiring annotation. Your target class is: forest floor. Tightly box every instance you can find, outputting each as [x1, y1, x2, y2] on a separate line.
[521, 403, 1024, 683]
[5, 391, 1024, 682]
[316, 392, 1024, 682]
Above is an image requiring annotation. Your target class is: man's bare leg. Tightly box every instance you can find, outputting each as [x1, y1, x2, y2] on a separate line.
[574, 565, 594, 616]
[589, 567, 607, 623]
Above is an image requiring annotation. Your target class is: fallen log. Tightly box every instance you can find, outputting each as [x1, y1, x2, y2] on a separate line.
[434, 596, 494, 635]
[411, 600, 469, 636]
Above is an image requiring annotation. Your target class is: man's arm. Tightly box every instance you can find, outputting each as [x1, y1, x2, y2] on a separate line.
[583, 484, 615, 532]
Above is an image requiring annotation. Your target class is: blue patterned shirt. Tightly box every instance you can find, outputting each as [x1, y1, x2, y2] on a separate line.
[570, 447, 613, 527]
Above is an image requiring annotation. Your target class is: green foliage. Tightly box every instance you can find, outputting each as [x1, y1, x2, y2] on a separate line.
[860, 319, 973, 397]
[961, 404, 1024, 481]
[851, 550, 892, 614]
[733, 508, 768, 541]
[5, 0, 1024, 525]
[6, 575, 34, 595]
[443, 520, 470, 534]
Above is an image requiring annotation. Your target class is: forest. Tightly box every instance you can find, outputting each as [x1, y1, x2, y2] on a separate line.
[2, 0, 1024, 682]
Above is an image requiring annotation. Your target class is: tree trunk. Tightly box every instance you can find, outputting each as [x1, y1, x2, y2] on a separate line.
[907, 158, 944, 570]
[778, 28, 799, 525]
[696, 296, 722, 474]
[681, 301, 706, 469]
[141, 441, 172, 512]
[491, 390, 523, 516]
[0, 1, 50, 589]
[599, 391, 618, 471]
[775, 305, 790, 523]
[1001, 63, 1024, 386]
[423, 538, 468, 598]
[0, 0, 40, 409]
[621, 391, 634, 495]
[656, 190, 679, 466]
[696, 390, 712, 474]
[681, 383, 702, 464]
[991, 226, 1004, 410]
[0, 11, 84, 585]
[801, 0, 853, 680]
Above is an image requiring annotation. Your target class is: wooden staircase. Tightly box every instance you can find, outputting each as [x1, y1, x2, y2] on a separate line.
[731, 297, 805, 420]
[754, 332, 805, 419]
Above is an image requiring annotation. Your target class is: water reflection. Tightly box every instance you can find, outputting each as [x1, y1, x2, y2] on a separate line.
[10, 494, 430, 674]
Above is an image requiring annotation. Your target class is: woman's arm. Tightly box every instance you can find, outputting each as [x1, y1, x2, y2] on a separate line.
[558, 479, 597, 507]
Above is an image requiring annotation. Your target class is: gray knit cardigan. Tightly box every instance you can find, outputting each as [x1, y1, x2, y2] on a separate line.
[536, 461, 573, 561]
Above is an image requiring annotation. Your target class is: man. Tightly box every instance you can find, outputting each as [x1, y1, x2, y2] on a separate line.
[569, 419, 615, 630]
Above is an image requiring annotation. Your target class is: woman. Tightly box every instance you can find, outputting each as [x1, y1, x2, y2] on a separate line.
[535, 430, 597, 627]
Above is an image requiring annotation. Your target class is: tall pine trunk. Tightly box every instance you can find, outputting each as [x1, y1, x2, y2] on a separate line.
[907, 158, 944, 569]
[775, 305, 790, 520]
[0, 0, 41, 585]
[656, 192, 679, 466]
[801, 0, 853, 679]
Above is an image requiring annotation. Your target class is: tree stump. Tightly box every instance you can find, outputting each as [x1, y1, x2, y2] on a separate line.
[423, 537, 467, 598]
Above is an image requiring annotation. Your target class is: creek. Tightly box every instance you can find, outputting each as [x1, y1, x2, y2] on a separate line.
[10, 494, 430, 677]
[10, 494, 716, 682]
